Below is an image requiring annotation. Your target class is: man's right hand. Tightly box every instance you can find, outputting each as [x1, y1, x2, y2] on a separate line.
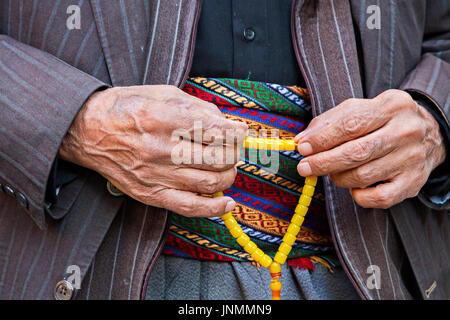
[59, 85, 248, 217]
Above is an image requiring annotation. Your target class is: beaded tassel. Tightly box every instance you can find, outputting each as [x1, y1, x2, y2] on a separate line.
[214, 137, 317, 300]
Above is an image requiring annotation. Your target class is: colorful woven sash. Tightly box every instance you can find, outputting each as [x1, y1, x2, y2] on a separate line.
[162, 77, 338, 271]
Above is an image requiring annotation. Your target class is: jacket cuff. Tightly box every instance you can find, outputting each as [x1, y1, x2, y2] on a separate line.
[0, 35, 108, 229]
[400, 54, 450, 210]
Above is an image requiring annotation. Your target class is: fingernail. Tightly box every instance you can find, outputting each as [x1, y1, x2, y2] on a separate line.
[298, 142, 313, 156]
[225, 201, 236, 213]
[294, 131, 307, 143]
[298, 161, 312, 177]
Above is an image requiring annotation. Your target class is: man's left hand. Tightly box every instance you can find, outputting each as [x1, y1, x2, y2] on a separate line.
[295, 89, 446, 209]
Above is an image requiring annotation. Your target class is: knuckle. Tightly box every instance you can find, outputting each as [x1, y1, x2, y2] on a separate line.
[341, 116, 363, 137]
[380, 89, 414, 112]
[179, 197, 196, 216]
[373, 190, 394, 209]
[410, 145, 427, 164]
[223, 171, 237, 189]
[405, 119, 426, 140]
[201, 173, 221, 193]
[206, 203, 222, 217]
[311, 157, 329, 174]
[349, 140, 373, 162]
[354, 166, 373, 184]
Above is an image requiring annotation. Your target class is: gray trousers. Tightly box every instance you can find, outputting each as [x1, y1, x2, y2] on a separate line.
[146, 255, 360, 300]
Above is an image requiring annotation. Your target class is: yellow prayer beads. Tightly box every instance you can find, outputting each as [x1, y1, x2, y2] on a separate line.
[243, 137, 296, 151]
[214, 138, 317, 300]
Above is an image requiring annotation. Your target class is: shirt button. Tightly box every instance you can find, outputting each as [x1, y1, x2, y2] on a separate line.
[243, 27, 255, 41]
[54, 280, 74, 300]
[107, 180, 124, 197]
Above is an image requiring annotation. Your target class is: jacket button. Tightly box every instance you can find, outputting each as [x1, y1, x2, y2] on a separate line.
[3, 185, 15, 198]
[17, 192, 28, 209]
[243, 27, 255, 41]
[54, 280, 74, 300]
[107, 181, 124, 197]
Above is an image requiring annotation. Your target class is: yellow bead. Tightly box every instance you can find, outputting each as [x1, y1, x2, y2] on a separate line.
[270, 279, 282, 291]
[265, 139, 276, 150]
[269, 262, 281, 274]
[236, 233, 250, 246]
[286, 223, 300, 236]
[291, 213, 305, 227]
[221, 212, 233, 221]
[260, 255, 273, 268]
[295, 204, 309, 217]
[282, 233, 296, 246]
[305, 176, 318, 187]
[244, 137, 251, 148]
[299, 194, 312, 207]
[243, 241, 258, 254]
[251, 248, 264, 262]
[255, 138, 266, 149]
[229, 225, 243, 238]
[284, 140, 296, 151]
[274, 140, 283, 151]
[224, 218, 238, 230]
[302, 184, 315, 197]
[213, 191, 224, 198]
[270, 279, 282, 300]
[274, 251, 287, 264]
[274, 140, 284, 150]
[278, 242, 292, 256]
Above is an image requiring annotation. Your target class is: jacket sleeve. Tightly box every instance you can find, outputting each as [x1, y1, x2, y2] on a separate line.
[399, 1, 450, 211]
[0, 35, 108, 229]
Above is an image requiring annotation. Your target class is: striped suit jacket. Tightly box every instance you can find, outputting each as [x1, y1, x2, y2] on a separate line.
[0, 0, 448, 300]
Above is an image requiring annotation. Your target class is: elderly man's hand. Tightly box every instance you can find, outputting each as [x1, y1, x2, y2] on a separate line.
[295, 89, 446, 209]
[60, 85, 248, 217]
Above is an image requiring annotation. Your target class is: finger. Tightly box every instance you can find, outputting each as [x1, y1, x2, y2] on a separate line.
[297, 127, 393, 176]
[135, 85, 248, 145]
[170, 103, 248, 145]
[329, 150, 404, 188]
[166, 166, 237, 194]
[157, 188, 236, 218]
[295, 98, 390, 156]
[169, 138, 240, 171]
[350, 175, 408, 209]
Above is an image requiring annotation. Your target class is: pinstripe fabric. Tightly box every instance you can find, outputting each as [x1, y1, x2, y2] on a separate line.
[0, 172, 123, 299]
[0, 35, 107, 227]
[0, 0, 448, 300]
[291, 0, 449, 300]
[0, 0, 197, 299]
[75, 202, 169, 300]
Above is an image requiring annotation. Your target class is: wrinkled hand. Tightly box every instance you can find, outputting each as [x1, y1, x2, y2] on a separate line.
[60, 85, 248, 217]
[295, 89, 446, 209]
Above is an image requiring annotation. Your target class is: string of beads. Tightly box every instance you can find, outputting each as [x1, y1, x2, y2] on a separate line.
[213, 137, 317, 300]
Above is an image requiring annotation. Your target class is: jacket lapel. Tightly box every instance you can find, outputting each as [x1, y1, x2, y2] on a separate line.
[292, 0, 410, 300]
[90, 0, 150, 86]
[90, 0, 201, 87]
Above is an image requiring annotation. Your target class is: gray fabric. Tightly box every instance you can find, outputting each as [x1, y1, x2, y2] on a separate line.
[146, 255, 360, 300]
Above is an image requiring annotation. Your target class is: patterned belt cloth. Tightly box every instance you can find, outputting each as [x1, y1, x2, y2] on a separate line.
[162, 77, 339, 272]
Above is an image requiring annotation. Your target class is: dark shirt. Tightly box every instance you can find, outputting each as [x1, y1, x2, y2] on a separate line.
[191, 0, 304, 86]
